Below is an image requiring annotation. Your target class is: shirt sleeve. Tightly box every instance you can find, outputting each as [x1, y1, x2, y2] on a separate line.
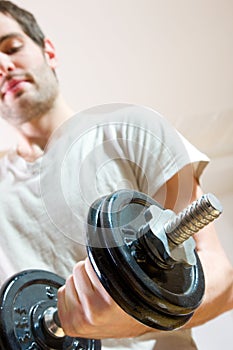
[100, 104, 209, 197]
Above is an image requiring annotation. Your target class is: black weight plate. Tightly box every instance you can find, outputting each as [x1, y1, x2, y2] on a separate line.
[86, 189, 205, 331]
[0, 270, 101, 350]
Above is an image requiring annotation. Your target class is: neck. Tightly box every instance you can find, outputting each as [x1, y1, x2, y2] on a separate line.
[15, 95, 75, 162]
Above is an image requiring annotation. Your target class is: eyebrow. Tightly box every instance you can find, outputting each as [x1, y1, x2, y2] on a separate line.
[0, 32, 24, 45]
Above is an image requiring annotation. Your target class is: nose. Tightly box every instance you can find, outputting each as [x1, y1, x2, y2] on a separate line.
[0, 52, 15, 77]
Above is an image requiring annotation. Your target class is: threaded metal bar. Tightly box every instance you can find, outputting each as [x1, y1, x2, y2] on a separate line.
[165, 193, 223, 245]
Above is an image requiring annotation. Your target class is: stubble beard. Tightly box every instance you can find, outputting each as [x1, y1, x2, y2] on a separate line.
[0, 63, 59, 126]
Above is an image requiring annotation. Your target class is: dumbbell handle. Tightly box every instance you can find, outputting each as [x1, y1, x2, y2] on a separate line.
[43, 306, 65, 338]
[164, 193, 223, 245]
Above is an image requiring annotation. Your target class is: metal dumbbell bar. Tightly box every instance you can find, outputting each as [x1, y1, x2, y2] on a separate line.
[0, 190, 222, 349]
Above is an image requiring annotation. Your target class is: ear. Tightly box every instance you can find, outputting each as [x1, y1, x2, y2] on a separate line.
[43, 38, 57, 69]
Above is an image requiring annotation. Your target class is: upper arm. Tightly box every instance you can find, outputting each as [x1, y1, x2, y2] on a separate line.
[153, 163, 198, 213]
[153, 163, 222, 252]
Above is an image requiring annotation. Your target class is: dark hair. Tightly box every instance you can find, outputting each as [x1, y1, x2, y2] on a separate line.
[0, 1, 45, 48]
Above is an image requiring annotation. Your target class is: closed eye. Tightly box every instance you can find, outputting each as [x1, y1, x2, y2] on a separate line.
[0, 33, 24, 55]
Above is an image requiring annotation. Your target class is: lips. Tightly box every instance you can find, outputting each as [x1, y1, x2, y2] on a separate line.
[1, 77, 31, 99]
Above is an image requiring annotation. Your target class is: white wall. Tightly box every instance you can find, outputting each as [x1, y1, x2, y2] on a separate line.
[1, 0, 233, 122]
[1, 1, 233, 349]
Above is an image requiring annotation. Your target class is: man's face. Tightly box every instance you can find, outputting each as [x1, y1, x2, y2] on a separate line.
[0, 13, 59, 126]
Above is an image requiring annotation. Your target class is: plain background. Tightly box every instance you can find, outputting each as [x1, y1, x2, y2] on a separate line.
[0, 1, 232, 349]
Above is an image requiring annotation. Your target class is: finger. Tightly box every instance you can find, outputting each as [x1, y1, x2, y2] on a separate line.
[72, 261, 105, 315]
[57, 274, 81, 335]
[72, 259, 117, 325]
[84, 258, 111, 295]
[85, 258, 114, 303]
[72, 260, 95, 297]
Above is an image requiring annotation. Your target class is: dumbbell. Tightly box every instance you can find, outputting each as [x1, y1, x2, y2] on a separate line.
[0, 269, 101, 349]
[0, 189, 222, 349]
[86, 189, 222, 330]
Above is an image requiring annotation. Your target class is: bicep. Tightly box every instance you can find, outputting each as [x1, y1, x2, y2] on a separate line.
[153, 163, 198, 213]
[153, 164, 224, 253]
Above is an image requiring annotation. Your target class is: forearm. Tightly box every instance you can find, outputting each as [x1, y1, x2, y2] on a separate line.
[188, 180, 233, 325]
[185, 224, 233, 328]
[156, 172, 233, 329]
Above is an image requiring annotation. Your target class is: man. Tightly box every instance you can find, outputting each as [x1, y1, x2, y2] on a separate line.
[0, 1, 232, 349]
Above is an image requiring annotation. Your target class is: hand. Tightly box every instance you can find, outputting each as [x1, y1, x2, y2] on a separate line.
[57, 258, 154, 339]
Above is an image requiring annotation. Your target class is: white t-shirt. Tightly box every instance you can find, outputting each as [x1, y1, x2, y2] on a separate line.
[0, 104, 209, 349]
